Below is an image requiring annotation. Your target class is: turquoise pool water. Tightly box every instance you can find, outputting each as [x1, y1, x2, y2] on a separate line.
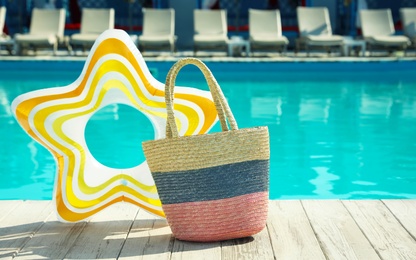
[1, 61, 416, 200]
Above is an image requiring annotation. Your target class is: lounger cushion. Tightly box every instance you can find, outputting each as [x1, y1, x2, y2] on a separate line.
[15, 34, 56, 45]
[139, 35, 175, 45]
[0, 34, 11, 41]
[0, 34, 13, 50]
[250, 35, 289, 45]
[70, 33, 100, 45]
[305, 35, 343, 46]
[367, 36, 410, 46]
[194, 35, 228, 45]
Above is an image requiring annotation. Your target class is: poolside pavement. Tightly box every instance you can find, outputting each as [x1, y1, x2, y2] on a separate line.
[1, 48, 416, 63]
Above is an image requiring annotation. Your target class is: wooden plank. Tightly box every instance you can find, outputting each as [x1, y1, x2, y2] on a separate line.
[302, 200, 380, 260]
[0, 201, 53, 260]
[1, 200, 415, 260]
[343, 200, 416, 260]
[118, 209, 173, 260]
[0, 201, 23, 222]
[383, 200, 416, 239]
[63, 202, 139, 259]
[13, 214, 87, 260]
[267, 200, 326, 259]
[171, 240, 221, 260]
[221, 225, 274, 260]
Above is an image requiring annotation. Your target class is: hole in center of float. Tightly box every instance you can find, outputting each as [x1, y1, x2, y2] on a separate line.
[85, 104, 154, 169]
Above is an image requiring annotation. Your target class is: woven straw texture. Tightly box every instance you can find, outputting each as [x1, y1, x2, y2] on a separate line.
[142, 58, 270, 242]
[144, 126, 269, 172]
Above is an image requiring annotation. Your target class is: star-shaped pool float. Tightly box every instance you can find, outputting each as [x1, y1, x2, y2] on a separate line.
[12, 29, 218, 222]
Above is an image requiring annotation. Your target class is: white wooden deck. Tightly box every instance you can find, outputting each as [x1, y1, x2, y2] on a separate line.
[1, 200, 416, 259]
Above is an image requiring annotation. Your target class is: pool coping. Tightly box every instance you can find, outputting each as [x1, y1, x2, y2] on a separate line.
[1, 49, 416, 63]
[1, 52, 416, 75]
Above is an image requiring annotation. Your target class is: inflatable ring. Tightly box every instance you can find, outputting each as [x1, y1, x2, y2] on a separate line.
[12, 29, 218, 222]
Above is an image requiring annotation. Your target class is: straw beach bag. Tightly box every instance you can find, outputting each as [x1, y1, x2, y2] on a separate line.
[142, 58, 270, 242]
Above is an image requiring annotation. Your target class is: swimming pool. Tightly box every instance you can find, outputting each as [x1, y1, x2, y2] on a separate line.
[1, 60, 416, 200]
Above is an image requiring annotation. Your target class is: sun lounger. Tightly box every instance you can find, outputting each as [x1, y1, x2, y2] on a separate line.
[400, 8, 416, 49]
[70, 8, 115, 54]
[193, 9, 229, 55]
[360, 9, 410, 55]
[296, 7, 343, 56]
[0, 6, 13, 54]
[248, 9, 288, 55]
[138, 8, 176, 53]
[0, 6, 6, 37]
[14, 8, 66, 55]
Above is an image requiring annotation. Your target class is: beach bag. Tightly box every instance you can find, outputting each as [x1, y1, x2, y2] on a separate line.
[142, 58, 270, 242]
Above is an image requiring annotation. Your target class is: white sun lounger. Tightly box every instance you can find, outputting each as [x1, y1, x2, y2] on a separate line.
[70, 8, 115, 54]
[249, 9, 288, 55]
[360, 9, 410, 55]
[193, 9, 229, 55]
[138, 8, 177, 53]
[0, 6, 14, 54]
[296, 7, 343, 56]
[0, 6, 6, 38]
[14, 8, 66, 55]
[400, 7, 416, 49]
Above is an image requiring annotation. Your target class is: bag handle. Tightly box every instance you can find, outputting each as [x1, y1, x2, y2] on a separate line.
[165, 58, 238, 138]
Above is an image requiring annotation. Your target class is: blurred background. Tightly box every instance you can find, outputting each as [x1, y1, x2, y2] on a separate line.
[1, 0, 416, 50]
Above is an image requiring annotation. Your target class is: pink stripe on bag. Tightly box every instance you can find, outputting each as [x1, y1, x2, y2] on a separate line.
[163, 191, 269, 242]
